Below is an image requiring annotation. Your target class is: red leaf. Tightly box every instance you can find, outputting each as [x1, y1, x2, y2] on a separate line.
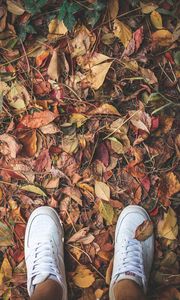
[34, 149, 51, 172]
[165, 52, 174, 64]
[94, 143, 109, 167]
[151, 116, 159, 131]
[134, 26, 144, 51]
[20, 110, 57, 129]
[140, 176, 150, 192]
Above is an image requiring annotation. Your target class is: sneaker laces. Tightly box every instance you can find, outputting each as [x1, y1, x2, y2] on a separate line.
[115, 238, 146, 286]
[31, 240, 61, 282]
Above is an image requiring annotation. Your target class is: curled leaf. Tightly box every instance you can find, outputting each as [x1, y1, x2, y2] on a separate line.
[73, 265, 95, 288]
[135, 220, 153, 241]
[20, 185, 47, 197]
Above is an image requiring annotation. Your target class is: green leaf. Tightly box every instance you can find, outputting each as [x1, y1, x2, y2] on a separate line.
[98, 200, 114, 225]
[58, 0, 68, 21]
[20, 185, 47, 196]
[24, 0, 48, 14]
[18, 23, 37, 41]
[0, 221, 13, 246]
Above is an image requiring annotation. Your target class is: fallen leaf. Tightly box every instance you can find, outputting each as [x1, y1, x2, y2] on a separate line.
[78, 233, 95, 245]
[20, 110, 57, 128]
[0, 257, 12, 285]
[90, 103, 120, 116]
[98, 200, 114, 224]
[108, 0, 119, 19]
[48, 19, 68, 38]
[109, 137, 124, 154]
[36, 50, 50, 67]
[20, 185, 47, 197]
[77, 52, 110, 70]
[0, 134, 21, 158]
[135, 220, 153, 241]
[113, 19, 132, 48]
[150, 10, 163, 29]
[84, 61, 112, 90]
[140, 67, 158, 84]
[106, 258, 113, 284]
[7, 0, 25, 15]
[34, 149, 51, 172]
[95, 288, 104, 299]
[0, 6, 7, 33]
[140, 2, 158, 14]
[7, 82, 30, 111]
[94, 143, 110, 167]
[70, 25, 96, 58]
[62, 133, 79, 154]
[157, 287, 180, 300]
[70, 113, 87, 128]
[152, 30, 173, 47]
[40, 123, 60, 134]
[129, 110, 151, 133]
[68, 227, 89, 243]
[0, 81, 10, 95]
[95, 181, 110, 201]
[62, 186, 82, 206]
[0, 221, 13, 246]
[18, 129, 37, 157]
[122, 27, 144, 56]
[157, 207, 178, 240]
[73, 265, 95, 288]
[47, 49, 60, 81]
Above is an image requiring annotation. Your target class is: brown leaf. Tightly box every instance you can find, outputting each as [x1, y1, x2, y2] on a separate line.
[67, 227, 89, 243]
[34, 149, 51, 172]
[95, 181, 110, 201]
[20, 110, 57, 128]
[152, 30, 173, 47]
[129, 110, 151, 133]
[47, 49, 60, 81]
[7, 0, 25, 15]
[18, 129, 37, 157]
[140, 67, 158, 84]
[94, 143, 109, 167]
[157, 287, 180, 300]
[0, 222, 13, 246]
[62, 186, 82, 206]
[135, 220, 153, 241]
[108, 0, 119, 19]
[113, 19, 132, 48]
[157, 207, 178, 240]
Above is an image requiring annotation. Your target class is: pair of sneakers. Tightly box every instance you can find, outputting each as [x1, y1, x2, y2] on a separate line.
[25, 205, 154, 299]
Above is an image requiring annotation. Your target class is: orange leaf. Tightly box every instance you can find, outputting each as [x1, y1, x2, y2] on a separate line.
[36, 50, 50, 67]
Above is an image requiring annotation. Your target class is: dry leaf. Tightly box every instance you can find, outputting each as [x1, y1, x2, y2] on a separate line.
[62, 186, 82, 206]
[20, 110, 57, 128]
[48, 19, 68, 38]
[7, 82, 30, 111]
[98, 200, 114, 225]
[157, 207, 178, 240]
[135, 220, 153, 241]
[0, 222, 13, 246]
[0, 81, 10, 95]
[7, 0, 25, 15]
[106, 258, 113, 284]
[0, 134, 21, 158]
[90, 103, 120, 116]
[40, 123, 60, 134]
[0, 6, 7, 32]
[73, 265, 95, 288]
[70, 113, 87, 128]
[152, 30, 173, 47]
[70, 25, 96, 58]
[77, 52, 110, 70]
[47, 49, 60, 81]
[18, 130, 37, 157]
[109, 137, 124, 154]
[150, 10, 163, 29]
[68, 227, 89, 243]
[158, 172, 180, 205]
[158, 287, 180, 300]
[84, 61, 112, 90]
[62, 133, 79, 154]
[20, 185, 47, 197]
[129, 110, 151, 133]
[108, 0, 119, 19]
[140, 2, 158, 14]
[95, 288, 104, 299]
[140, 67, 158, 84]
[36, 50, 50, 67]
[113, 19, 132, 48]
[95, 181, 110, 201]
[0, 257, 12, 285]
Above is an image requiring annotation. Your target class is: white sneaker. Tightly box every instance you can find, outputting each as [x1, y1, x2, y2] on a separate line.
[25, 206, 67, 300]
[109, 205, 154, 300]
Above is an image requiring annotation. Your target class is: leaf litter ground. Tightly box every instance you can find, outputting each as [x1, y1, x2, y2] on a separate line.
[0, 0, 180, 299]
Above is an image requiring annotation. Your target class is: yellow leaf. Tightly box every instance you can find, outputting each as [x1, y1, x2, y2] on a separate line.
[77, 52, 110, 70]
[84, 61, 112, 90]
[140, 2, 158, 14]
[95, 288, 104, 299]
[113, 19, 132, 48]
[48, 19, 68, 36]
[98, 200, 114, 225]
[7, 0, 25, 15]
[122, 58, 139, 71]
[90, 103, 120, 116]
[70, 113, 87, 128]
[152, 29, 173, 47]
[150, 10, 163, 29]
[95, 181, 110, 201]
[73, 265, 95, 288]
[0, 222, 13, 247]
[20, 185, 47, 197]
[157, 207, 178, 240]
[0, 257, 12, 285]
[108, 0, 119, 19]
[109, 137, 124, 154]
